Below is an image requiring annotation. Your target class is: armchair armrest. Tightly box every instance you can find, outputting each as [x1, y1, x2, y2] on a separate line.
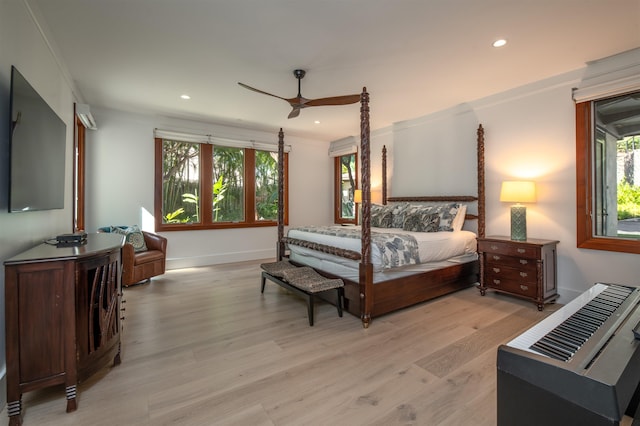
[143, 231, 167, 253]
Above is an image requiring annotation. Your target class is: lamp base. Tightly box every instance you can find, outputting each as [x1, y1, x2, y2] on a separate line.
[510, 205, 527, 241]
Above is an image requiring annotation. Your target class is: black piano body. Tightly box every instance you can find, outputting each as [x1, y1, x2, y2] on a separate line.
[497, 283, 640, 426]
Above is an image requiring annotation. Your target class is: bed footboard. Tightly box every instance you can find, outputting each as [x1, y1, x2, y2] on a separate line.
[281, 237, 361, 261]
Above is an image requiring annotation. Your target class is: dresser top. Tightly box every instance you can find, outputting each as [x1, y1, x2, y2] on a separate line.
[5, 233, 125, 265]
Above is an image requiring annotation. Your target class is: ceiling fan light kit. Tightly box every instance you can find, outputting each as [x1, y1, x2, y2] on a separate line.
[238, 69, 360, 118]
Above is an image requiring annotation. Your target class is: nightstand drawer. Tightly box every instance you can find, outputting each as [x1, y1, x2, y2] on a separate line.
[478, 240, 538, 259]
[492, 279, 537, 298]
[484, 265, 536, 284]
[484, 254, 536, 270]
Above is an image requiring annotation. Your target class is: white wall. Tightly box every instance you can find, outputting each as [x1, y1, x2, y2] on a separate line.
[0, 0, 80, 407]
[86, 108, 334, 269]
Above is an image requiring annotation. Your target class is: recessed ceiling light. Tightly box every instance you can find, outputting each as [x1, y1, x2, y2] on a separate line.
[314, 120, 321, 124]
[492, 39, 507, 48]
[180, 94, 191, 100]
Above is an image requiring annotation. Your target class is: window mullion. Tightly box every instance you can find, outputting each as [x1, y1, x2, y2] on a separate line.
[245, 149, 256, 223]
[201, 144, 214, 224]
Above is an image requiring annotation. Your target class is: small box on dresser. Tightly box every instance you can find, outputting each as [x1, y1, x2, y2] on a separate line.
[478, 236, 559, 311]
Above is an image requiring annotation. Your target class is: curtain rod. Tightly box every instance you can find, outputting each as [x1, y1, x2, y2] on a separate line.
[153, 128, 292, 152]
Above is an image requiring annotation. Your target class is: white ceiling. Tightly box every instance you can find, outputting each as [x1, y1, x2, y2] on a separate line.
[30, 0, 640, 141]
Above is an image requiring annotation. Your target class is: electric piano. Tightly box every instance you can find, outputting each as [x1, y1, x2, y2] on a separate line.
[497, 283, 640, 426]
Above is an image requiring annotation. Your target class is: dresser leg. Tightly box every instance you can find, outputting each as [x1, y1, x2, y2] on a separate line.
[114, 341, 122, 366]
[65, 385, 77, 412]
[7, 399, 22, 426]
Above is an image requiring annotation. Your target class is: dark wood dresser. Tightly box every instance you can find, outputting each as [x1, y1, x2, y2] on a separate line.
[4, 233, 125, 426]
[478, 235, 558, 311]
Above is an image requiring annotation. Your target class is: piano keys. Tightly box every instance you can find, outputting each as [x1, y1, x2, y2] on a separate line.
[497, 282, 640, 426]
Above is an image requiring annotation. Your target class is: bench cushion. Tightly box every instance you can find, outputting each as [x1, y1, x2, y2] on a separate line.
[260, 260, 297, 278]
[281, 266, 343, 293]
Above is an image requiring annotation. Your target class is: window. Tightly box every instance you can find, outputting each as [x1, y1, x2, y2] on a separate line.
[334, 152, 358, 224]
[576, 91, 640, 254]
[155, 137, 287, 230]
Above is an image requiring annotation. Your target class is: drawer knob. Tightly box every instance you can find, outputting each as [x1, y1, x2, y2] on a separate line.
[491, 245, 499, 250]
[517, 248, 526, 253]
[520, 285, 529, 291]
[519, 272, 528, 278]
[492, 255, 501, 261]
[493, 279, 501, 285]
[519, 259, 528, 265]
[493, 267, 501, 273]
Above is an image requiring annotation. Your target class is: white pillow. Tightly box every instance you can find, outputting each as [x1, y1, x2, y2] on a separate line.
[451, 204, 467, 232]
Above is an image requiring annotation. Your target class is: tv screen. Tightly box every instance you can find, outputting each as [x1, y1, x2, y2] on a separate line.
[9, 66, 67, 212]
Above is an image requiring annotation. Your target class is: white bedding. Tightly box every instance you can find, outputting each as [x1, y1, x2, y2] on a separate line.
[286, 226, 477, 275]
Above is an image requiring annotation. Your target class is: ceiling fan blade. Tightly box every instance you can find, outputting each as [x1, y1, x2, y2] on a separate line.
[305, 94, 361, 107]
[288, 107, 301, 119]
[238, 82, 288, 101]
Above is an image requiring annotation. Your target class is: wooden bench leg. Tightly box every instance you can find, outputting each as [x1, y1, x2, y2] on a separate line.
[260, 270, 344, 326]
[308, 294, 314, 326]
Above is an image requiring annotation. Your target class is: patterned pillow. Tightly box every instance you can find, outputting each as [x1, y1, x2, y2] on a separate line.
[403, 211, 440, 232]
[403, 203, 460, 232]
[370, 204, 393, 228]
[390, 203, 410, 228]
[112, 225, 148, 252]
[434, 203, 460, 232]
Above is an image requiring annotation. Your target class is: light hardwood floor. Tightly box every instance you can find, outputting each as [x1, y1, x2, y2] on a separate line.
[2, 259, 562, 426]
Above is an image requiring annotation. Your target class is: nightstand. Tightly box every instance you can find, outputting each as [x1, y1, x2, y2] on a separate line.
[478, 236, 559, 310]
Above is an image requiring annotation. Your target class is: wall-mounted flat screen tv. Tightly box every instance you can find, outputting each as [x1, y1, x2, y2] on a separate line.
[9, 65, 66, 212]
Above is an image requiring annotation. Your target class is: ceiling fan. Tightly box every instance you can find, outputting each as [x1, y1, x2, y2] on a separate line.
[238, 69, 361, 119]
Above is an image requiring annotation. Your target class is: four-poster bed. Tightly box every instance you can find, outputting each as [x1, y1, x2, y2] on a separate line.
[273, 88, 485, 328]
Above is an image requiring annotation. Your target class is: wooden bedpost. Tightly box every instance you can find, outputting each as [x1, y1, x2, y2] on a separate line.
[477, 124, 485, 239]
[277, 128, 285, 260]
[359, 87, 373, 328]
[382, 145, 387, 205]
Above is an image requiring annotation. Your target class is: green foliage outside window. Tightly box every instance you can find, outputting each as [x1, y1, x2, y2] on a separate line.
[340, 154, 356, 218]
[255, 151, 279, 220]
[161, 139, 281, 225]
[212, 146, 244, 222]
[162, 141, 199, 224]
[618, 181, 640, 220]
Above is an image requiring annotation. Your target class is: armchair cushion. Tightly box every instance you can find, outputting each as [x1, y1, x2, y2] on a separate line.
[111, 225, 148, 252]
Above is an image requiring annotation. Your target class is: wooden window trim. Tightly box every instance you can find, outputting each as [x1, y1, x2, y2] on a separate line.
[576, 101, 640, 254]
[154, 138, 288, 231]
[334, 154, 358, 225]
[73, 112, 86, 232]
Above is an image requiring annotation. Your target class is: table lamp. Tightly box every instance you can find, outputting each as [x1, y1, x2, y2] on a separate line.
[500, 181, 536, 241]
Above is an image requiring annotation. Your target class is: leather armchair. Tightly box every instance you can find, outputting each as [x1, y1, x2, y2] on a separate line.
[121, 231, 168, 287]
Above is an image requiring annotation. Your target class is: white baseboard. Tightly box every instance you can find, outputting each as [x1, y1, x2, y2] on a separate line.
[166, 248, 275, 270]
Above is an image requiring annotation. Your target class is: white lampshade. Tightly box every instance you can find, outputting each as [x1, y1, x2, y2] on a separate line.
[500, 181, 536, 204]
[354, 189, 362, 204]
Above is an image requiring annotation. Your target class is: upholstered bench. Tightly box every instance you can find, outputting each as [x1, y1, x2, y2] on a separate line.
[260, 261, 344, 326]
